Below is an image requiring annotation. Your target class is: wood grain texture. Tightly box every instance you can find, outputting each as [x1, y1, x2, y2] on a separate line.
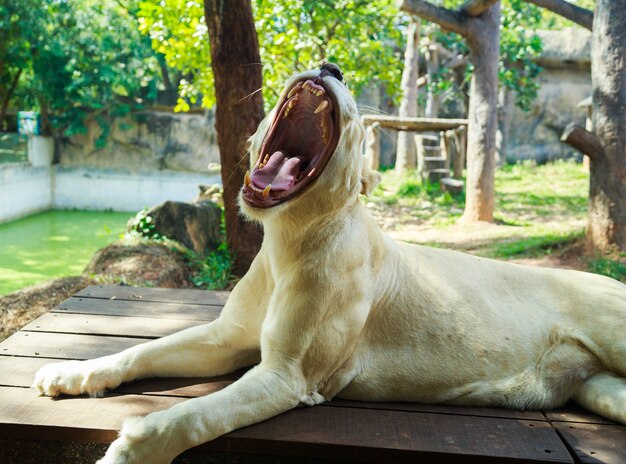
[0, 332, 149, 360]
[552, 422, 626, 464]
[54, 297, 222, 321]
[74, 285, 229, 306]
[545, 402, 619, 426]
[22, 312, 203, 338]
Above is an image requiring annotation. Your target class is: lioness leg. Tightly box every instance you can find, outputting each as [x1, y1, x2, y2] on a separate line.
[33, 317, 261, 397]
[34, 261, 270, 397]
[574, 371, 626, 425]
[96, 365, 304, 464]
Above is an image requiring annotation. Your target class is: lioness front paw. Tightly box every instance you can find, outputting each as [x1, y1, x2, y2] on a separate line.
[96, 417, 174, 464]
[33, 358, 124, 397]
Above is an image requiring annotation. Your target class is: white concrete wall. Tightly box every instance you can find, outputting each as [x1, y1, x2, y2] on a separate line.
[1, 135, 222, 223]
[0, 164, 53, 223]
[52, 167, 221, 212]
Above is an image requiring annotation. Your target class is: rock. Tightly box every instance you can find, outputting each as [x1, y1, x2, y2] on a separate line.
[131, 200, 222, 255]
[84, 242, 192, 288]
[536, 28, 591, 68]
[440, 177, 464, 195]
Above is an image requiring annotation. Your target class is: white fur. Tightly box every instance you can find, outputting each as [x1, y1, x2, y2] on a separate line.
[34, 69, 626, 464]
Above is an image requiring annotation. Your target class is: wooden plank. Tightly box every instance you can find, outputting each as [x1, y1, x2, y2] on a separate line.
[21, 312, 203, 338]
[53, 297, 222, 322]
[545, 402, 619, 425]
[0, 332, 149, 360]
[328, 399, 545, 421]
[552, 422, 626, 464]
[0, 357, 51, 388]
[74, 285, 229, 306]
[0, 386, 182, 443]
[0, 386, 573, 463]
[223, 406, 573, 463]
[362, 115, 469, 132]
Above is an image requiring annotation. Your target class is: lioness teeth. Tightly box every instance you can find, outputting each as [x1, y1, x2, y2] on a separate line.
[244, 170, 251, 187]
[287, 84, 301, 99]
[314, 101, 329, 114]
[262, 185, 271, 198]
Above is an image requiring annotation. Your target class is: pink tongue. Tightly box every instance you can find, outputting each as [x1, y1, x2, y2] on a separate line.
[251, 151, 302, 191]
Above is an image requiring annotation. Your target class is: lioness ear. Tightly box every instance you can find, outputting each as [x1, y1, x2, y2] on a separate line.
[360, 160, 381, 196]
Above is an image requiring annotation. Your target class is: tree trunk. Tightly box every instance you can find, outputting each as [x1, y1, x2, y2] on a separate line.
[400, 0, 500, 222]
[587, 0, 626, 251]
[204, 0, 264, 276]
[395, 18, 420, 173]
[0, 69, 22, 131]
[424, 44, 440, 118]
[461, 2, 500, 222]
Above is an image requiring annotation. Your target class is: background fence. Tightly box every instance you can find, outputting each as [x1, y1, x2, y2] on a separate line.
[0, 133, 28, 164]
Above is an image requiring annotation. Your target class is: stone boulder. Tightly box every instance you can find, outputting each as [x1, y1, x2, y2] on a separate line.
[84, 242, 192, 288]
[131, 200, 222, 256]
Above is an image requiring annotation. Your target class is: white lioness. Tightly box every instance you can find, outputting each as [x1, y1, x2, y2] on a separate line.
[35, 64, 626, 464]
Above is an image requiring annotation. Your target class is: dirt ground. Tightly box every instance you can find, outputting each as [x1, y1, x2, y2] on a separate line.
[0, 276, 93, 342]
[366, 202, 588, 271]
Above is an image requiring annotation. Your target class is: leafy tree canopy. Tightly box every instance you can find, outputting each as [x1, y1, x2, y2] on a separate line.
[1, 0, 167, 140]
[138, 0, 404, 112]
[423, 0, 543, 113]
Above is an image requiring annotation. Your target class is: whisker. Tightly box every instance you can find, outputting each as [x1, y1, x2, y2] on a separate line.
[238, 87, 263, 104]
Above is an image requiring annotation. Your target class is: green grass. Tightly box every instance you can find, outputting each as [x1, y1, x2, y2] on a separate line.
[0, 210, 133, 296]
[369, 161, 626, 277]
[587, 256, 626, 282]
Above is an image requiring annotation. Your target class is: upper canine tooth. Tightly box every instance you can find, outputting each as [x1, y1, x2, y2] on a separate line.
[314, 101, 329, 114]
[288, 98, 297, 109]
[261, 185, 271, 198]
[287, 84, 301, 99]
[244, 170, 251, 187]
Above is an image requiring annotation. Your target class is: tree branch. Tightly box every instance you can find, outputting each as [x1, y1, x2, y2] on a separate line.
[459, 0, 499, 17]
[398, 0, 468, 36]
[561, 123, 604, 160]
[526, 0, 593, 30]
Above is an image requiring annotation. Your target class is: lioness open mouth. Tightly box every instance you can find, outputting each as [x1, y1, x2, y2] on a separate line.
[242, 76, 340, 208]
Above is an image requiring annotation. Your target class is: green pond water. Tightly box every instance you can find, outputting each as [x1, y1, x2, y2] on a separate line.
[0, 210, 134, 296]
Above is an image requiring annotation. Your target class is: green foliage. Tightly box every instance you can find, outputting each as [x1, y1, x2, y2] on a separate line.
[255, 0, 404, 108]
[499, 0, 543, 111]
[185, 243, 233, 290]
[127, 208, 166, 241]
[490, 231, 583, 258]
[422, 0, 543, 112]
[137, 0, 212, 112]
[137, 0, 405, 111]
[2, 0, 166, 137]
[372, 170, 465, 215]
[587, 257, 626, 283]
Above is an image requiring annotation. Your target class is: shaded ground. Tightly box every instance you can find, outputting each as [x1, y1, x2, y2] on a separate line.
[0, 276, 93, 342]
[369, 204, 587, 271]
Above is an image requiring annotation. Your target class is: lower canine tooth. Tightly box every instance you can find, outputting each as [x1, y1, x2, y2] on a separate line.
[244, 170, 251, 187]
[261, 185, 271, 198]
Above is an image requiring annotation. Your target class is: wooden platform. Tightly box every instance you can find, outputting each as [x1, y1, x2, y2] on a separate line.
[0, 285, 624, 463]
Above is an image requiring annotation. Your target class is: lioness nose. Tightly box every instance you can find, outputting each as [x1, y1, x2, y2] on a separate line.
[319, 63, 344, 83]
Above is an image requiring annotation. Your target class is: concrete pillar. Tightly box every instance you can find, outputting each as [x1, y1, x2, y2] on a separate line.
[28, 135, 54, 167]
